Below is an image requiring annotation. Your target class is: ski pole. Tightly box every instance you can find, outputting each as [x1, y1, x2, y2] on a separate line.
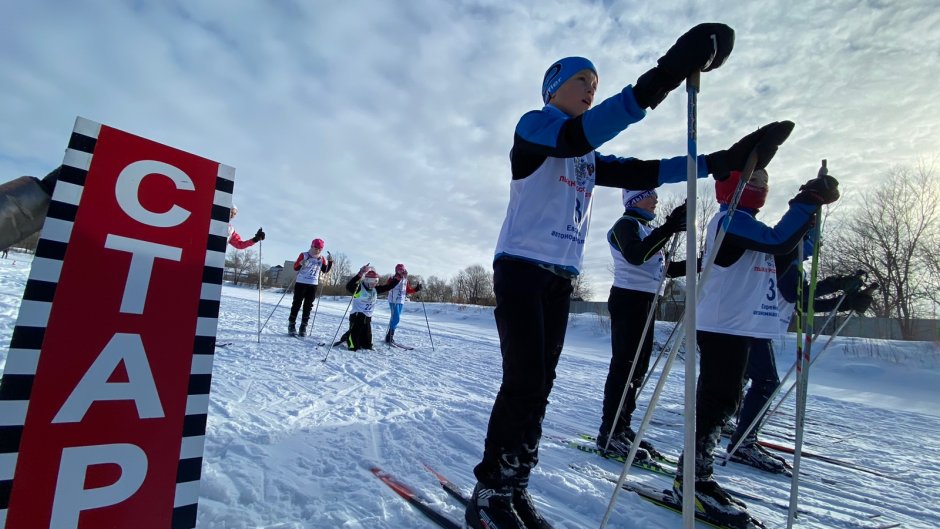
[309, 284, 322, 333]
[638, 317, 681, 395]
[257, 239, 263, 343]
[421, 300, 435, 351]
[603, 71, 708, 529]
[259, 276, 297, 333]
[602, 233, 680, 453]
[787, 159, 827, 529]
[678, 71, 702, 529]
[322, 293, 355, 363]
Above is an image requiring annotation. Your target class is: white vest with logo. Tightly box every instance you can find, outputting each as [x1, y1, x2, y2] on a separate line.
[387, 277, 409, 304]
[296, 253, 325, 285]
[494, 153, 596, 273]
[351, 285, 378, 316]
[697, 211, 780, 338]
[610, 217, 664, 294]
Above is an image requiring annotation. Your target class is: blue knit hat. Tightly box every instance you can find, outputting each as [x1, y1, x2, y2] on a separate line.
[542, 56, 597, 104]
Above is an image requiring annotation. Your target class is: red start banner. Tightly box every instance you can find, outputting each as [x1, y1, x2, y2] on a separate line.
[0, 117, 233, 529]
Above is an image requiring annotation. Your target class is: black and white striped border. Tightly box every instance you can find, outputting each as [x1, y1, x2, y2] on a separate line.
[0, 117, 232, 529]
[0, 116, 98, 528]
[172, 163, 233, 529]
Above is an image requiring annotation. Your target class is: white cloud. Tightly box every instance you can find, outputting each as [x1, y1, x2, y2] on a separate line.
[3, 0, 939, 298]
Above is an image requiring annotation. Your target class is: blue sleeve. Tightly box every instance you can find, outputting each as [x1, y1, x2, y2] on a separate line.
[722, 203, 817, 255]
[514, 86, 646, 155]
[579, 86, 647, 147]
[657, 155, 710, 184]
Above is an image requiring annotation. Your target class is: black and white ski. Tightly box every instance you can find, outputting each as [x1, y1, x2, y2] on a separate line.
[578, 433, 679, 466]
[387, 341, 415, 351]
[551, 434, 674, 477]
[571, 463, 767, 529]
[370, 465, 462, 529]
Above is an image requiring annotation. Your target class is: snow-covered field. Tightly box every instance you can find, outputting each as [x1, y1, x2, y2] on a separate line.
[2, 251, 938, 529]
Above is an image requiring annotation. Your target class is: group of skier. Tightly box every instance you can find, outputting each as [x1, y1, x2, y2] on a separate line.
[0, 20, 884, 529]
[0, 170, 424, 351]
[464, 22, 877, 529]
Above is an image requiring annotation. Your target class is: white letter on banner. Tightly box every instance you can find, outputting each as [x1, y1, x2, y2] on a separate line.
[53, 333, 164, 423]
[115, 160, 193, 227]
[50, 444, 148, 529]
[104, 234, 182, 314]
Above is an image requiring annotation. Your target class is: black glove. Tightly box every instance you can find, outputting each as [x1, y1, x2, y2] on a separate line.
[251, 228, 266, 242]
[817, 272, 865, 294]
[843, 290, 874, 313]
[39, 166, 61, 196]
[662, 202, 687, 233]
[790, 175, 840, 206]
[633, 23, 734, 110]
[706, 121, 795, 181]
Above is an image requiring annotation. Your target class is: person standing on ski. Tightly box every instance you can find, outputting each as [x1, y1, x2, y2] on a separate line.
[288, 238, 334, 337]
[685, 168, 840, 525]
[726, 236, 875, 474]
[384, 263, 423, 345]
[227, 204, 264, 250]
[335, 265, 394, 351]
[597, 189, 687, 462]
[465, 22, 796, 529]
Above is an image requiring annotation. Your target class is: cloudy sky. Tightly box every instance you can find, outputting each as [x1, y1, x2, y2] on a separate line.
[3, 0, 939, 299]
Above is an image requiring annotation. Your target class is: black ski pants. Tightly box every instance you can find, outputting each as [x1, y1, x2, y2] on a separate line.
[289, 283, 319, 325]
[473, 258, 572, 488]
[340, 312, 373, 350]
[685, 330, 750, 479]
[600, 287, 656, 436]
[731, 337, 779, 447]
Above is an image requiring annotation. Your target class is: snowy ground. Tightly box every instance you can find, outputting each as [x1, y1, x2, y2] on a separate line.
[2, 250, 939, 529]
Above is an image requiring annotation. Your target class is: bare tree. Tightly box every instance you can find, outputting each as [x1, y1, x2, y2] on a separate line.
[225, 247, 257, 286]
[453, 264, 494, 305]
[571, 272, 593, 301]
[826, 164, 940, 338]
[320, 252, 352, 294]
[421, 275, 453, 303]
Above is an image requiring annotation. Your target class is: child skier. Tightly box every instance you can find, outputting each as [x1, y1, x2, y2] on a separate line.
[384, 263, 423, 345]
[726, 244, 875, 474]
[684, 168, 840, 527]
[466, 22, 796, 529]
[227, 204, 264, 250]
[288, 238, 334, 337]
[335, 265, 394, 351]
[597, 189, 687, 462]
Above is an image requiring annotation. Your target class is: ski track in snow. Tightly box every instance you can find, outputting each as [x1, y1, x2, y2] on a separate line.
[1, 251, 938, 529]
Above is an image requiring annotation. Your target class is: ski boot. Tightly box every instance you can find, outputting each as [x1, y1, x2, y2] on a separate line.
[465, 483, 526, 529]
[513, 487, 555, 529]
[385, 329, 395, 344]
[299, 323, 307, 338]
[288, 321, 297, 337]
[727, 441, 792, 476]
[597, 429, 652, 462]
[673, 476, 751, 528]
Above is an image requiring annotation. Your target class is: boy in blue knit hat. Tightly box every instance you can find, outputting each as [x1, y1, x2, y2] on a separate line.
[466, 23, 797, 529]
